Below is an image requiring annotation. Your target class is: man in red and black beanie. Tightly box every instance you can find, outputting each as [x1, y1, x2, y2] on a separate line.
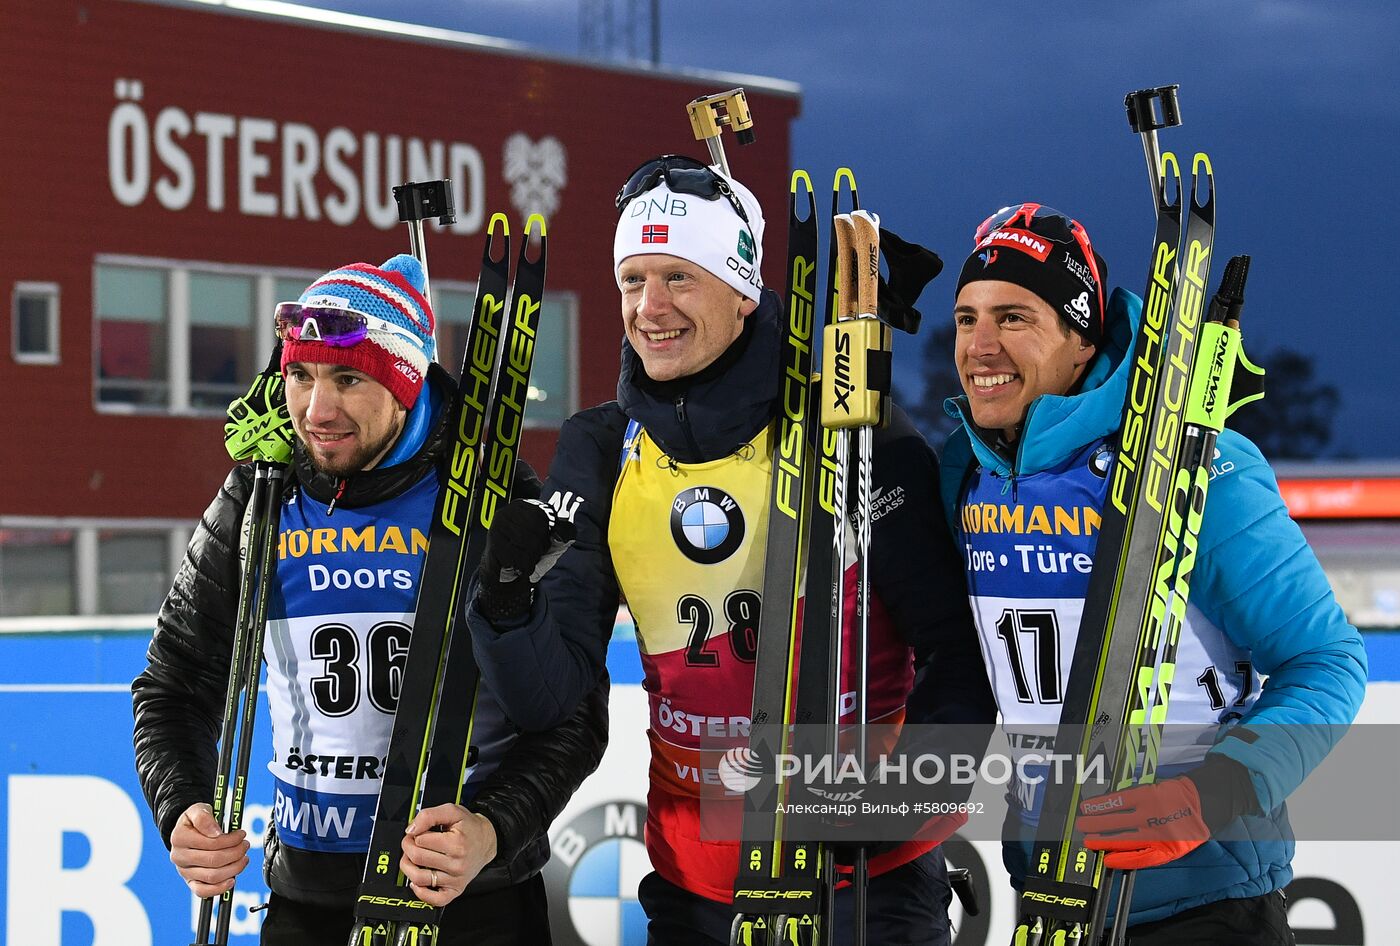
[951, 202, 1108, 446]
[939, 201, 1364, 946]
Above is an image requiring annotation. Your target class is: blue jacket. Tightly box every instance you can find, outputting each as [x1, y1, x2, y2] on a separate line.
[939, 287, 1367, 923]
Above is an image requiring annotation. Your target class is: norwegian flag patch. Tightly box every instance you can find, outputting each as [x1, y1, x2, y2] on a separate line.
[641, 224, 669, 244]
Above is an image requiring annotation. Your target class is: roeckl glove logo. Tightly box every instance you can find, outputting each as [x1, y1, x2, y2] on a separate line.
[1146, 806, 1195, 828]
[1079, 795, 1125, 814]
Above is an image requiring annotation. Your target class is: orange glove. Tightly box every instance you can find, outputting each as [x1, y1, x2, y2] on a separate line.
[1075, 776, 1209, 870]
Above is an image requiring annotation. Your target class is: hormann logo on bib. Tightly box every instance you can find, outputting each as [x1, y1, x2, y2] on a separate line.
[670, 486, 745, 564]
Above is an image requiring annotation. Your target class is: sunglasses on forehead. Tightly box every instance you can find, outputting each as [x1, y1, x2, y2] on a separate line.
[615, 154, 752, 229]
[974, 202, 1104, 323]
[273, 302, 419, 348]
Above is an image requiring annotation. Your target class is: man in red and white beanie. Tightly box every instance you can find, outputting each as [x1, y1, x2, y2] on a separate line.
[279, 254, 436, 476]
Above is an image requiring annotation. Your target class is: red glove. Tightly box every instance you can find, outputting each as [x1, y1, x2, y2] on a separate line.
[1075, 777, 1209, 870]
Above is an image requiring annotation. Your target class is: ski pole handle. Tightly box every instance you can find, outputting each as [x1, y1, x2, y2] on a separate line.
[393, 179, 457, 328]
[822, 213, 891, 431]
[1124, 85, 1181, 199]
[850, 210, 880, 319]
[832, 214, 859, 321]
[686, 88, 754, 177]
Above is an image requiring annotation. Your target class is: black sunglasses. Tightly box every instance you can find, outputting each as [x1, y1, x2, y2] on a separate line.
[615, 154, 751, 229]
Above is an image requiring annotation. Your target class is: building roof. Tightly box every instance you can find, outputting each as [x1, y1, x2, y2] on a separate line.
[136, 0, 803, 96]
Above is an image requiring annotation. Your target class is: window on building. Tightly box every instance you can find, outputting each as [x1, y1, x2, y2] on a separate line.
[433, 286, 576, 426]
[13, 282, 59, 364]
[0, 528, 77, 617]
[0, 520, 193, 621]
[97, 530, 171, 614]
[527, 293, 577, 426]
[189, 272, 256, 409]
[434, 286, 475, 380]
[89, 258, 585, 422]
[96, 264, 169, 407]
[274, 277, 310, 309]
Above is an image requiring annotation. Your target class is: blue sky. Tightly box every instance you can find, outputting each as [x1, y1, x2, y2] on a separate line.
[306, 0, 1398, 456]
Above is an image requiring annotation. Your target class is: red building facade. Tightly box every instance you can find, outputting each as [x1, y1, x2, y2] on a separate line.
[0, 0, 798, 618]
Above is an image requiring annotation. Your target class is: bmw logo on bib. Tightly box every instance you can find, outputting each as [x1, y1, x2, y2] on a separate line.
[1088, 442, 1114, 479]
[670, 486, 745, 564]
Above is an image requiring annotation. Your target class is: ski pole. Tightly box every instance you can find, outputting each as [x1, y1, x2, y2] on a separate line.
[821, 168, 859, 946]
[214, 461, 285, 946]
[392, 179, 456, 341]
[686, 88, 755, 177]
[824, 208, 892, 946]
[195, 346, 293, 945]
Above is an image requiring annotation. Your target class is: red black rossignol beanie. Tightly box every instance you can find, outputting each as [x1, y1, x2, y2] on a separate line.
[955, 203, 1108, 347]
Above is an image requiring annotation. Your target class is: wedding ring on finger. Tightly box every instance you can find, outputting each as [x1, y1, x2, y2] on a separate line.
[430, 868, 439, 889]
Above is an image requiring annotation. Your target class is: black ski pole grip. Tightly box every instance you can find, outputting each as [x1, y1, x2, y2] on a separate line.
[1124, 85, 1182, 133]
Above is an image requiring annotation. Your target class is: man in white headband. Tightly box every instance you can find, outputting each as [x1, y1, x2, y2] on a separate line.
[467, 154, 992, 945]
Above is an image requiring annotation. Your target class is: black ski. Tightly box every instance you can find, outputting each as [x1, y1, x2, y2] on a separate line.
[786, 168, 861, 946]
[731, 168, 823, 946]
[1013, 117, 1232, 943]
[349, 214, 549, 946]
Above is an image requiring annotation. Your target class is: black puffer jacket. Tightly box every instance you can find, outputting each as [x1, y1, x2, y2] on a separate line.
[132, 364, 609, 905]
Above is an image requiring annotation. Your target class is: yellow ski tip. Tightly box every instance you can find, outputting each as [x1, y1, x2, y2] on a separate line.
[525, 213, 547, 237]
[488, 212, 510, 237]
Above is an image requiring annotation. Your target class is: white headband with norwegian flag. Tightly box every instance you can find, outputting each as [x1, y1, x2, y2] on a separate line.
[612, 171, 766, 302]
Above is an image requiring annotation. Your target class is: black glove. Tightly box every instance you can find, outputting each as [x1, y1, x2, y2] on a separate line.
[476, 498, 576, 624]
[876, 225, 943, 335]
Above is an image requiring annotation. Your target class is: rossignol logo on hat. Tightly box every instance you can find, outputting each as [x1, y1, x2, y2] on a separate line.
[737, 230, 755, 264]
[642, 224, 669, 244]
[977, 228, 1052, 261]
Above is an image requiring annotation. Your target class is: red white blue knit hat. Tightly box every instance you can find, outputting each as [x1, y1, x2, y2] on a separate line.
[281, 254, 436, 408]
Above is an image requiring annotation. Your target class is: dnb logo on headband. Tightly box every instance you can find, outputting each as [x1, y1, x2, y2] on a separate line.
[670, 486, 745, 564]
[545, 802, 649, 946]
